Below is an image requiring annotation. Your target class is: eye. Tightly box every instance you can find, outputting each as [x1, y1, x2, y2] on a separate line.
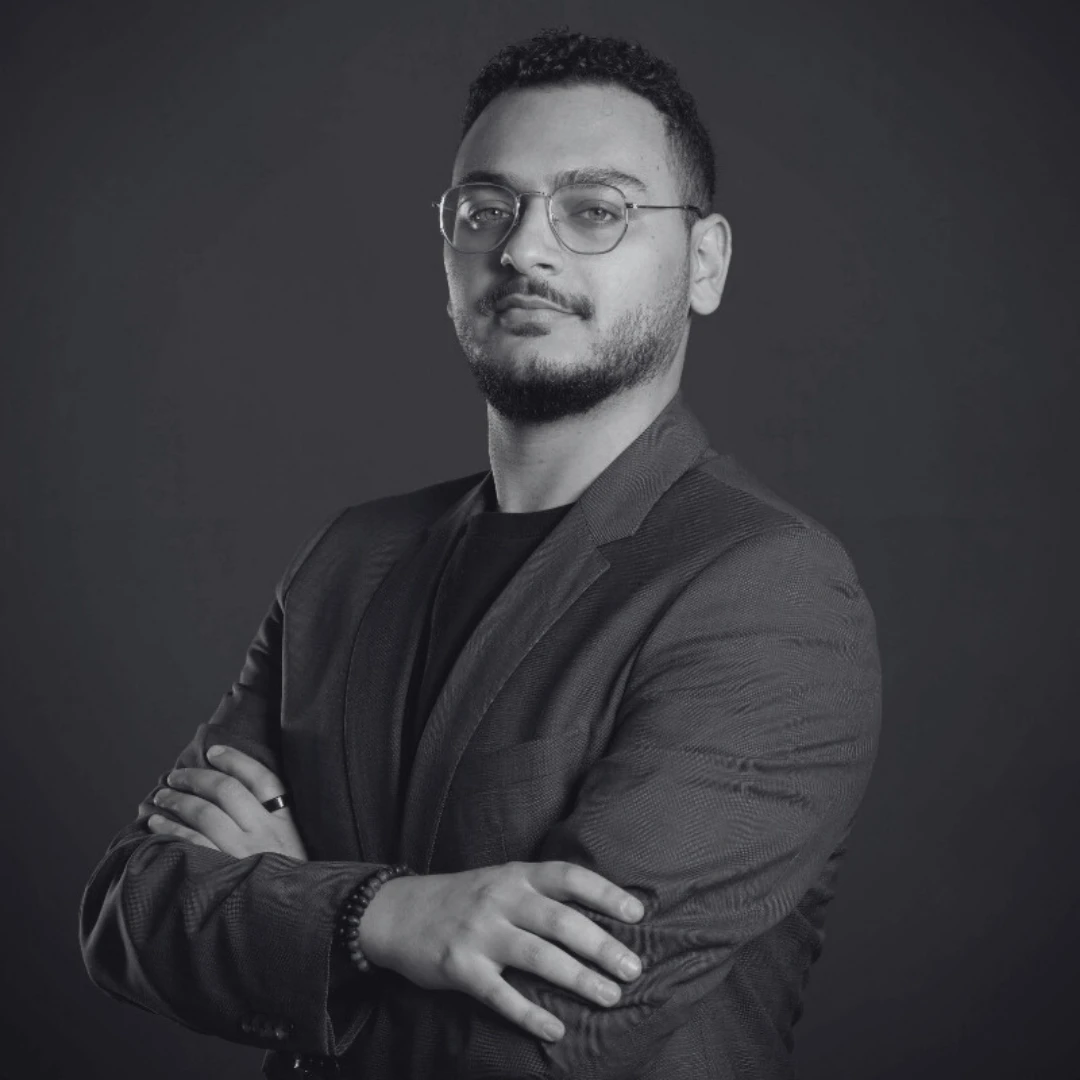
[581, 205, 617, 223]
[557, 193, 625, 228]
[463, 204, 513, 230]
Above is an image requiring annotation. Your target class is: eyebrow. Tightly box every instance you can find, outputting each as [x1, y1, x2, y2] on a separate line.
[454, 166, 650, 196]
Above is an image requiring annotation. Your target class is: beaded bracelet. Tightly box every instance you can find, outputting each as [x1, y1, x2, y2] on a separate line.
[335, 863, 415, 972]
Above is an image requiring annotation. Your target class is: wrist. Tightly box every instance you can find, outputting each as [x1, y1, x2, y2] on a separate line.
[336, 864, 414, 973]
[356, 875, 410, 968]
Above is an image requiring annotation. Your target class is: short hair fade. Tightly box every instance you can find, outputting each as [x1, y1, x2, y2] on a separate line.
[461, 27, 716, 214]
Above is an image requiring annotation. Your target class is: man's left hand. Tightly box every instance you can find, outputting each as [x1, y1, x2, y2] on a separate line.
[147, 745, 308, 862]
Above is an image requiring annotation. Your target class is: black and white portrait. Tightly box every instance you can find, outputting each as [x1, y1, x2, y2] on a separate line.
[1, 3, 1073, 1078]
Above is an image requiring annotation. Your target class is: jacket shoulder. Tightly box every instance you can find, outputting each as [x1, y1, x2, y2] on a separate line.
[701, 454, 837, 536]
[646, 452, 860, 578]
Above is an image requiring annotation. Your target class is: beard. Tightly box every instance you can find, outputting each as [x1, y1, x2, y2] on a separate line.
[451, 274, 690, 424]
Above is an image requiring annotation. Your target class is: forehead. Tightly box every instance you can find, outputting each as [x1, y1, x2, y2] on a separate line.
[453, 83, 675, 196]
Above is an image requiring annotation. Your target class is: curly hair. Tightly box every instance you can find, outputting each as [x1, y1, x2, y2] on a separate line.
[461, 27, 716, 215]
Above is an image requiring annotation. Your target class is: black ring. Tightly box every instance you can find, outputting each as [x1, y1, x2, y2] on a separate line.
[261, 793, 290, 813]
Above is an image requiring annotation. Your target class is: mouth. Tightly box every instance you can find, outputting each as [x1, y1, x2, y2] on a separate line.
[493, 294, 575, 315]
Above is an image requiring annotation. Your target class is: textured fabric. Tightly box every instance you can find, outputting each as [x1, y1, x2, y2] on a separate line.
[78, 389, 882, 1079]
[399, 481, 574, 828]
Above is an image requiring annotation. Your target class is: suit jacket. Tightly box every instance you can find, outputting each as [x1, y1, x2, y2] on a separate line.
[79, 389, 882, 1079]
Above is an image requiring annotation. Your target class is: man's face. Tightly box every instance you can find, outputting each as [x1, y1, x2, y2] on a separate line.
[444, 83, 696, 424]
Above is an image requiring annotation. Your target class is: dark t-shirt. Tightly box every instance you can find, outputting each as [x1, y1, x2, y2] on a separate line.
[397, 479, 575, 824]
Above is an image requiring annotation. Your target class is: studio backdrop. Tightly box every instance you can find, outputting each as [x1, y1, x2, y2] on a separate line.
[0, 1, 1075, 1077]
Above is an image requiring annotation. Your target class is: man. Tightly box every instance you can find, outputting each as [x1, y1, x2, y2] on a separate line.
[80, 28, 881, 1080]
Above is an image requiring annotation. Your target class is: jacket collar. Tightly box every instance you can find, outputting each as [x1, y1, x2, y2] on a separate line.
[439, 386, 715, 546]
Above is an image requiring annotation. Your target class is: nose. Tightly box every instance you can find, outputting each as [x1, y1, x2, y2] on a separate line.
[499, 192, 563, 274]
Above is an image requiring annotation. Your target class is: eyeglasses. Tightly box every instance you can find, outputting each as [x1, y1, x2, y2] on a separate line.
[435, 182, 704, 255]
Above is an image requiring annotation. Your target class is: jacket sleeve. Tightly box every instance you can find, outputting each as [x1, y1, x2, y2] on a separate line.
[457, 522, 882, 1078]
[78, 509, 393, 1059]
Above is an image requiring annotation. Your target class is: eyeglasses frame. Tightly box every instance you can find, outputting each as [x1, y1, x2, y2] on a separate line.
[434, 181, 706, 255]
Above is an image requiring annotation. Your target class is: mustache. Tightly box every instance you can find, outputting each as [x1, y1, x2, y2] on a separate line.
[476, 277, 594, 319]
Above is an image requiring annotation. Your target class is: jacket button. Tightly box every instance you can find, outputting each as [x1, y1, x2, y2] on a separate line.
[240, 1017, 253, 1034]
[273, 1022, 290, 1040]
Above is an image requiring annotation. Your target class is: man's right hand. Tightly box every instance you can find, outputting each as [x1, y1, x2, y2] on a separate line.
[358, 861, 645, 1043]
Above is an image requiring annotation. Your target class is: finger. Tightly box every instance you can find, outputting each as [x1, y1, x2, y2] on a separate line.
[146, 812, 221, 851]
[465, 955, 565, 1043]
[503, 925, 625, 1009]
[517, 890, 642, 986]
[166, 767, 264, 831]
[527, 859, 643, 980]
[535, 860, 645, 923]
[152, 787, 246, 849]
[204, 744, 286, 804]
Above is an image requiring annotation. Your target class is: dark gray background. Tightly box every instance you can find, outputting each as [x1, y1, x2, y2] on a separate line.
[2, 1, 1076, 1076]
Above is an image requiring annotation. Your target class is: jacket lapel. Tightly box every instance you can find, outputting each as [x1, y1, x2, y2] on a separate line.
[399, 389, 717, 871]
[342, 484, 486, 865]
[399, 506, 610, 869]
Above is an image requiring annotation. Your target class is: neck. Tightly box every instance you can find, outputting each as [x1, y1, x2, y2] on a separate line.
[486, 371, 682, 513]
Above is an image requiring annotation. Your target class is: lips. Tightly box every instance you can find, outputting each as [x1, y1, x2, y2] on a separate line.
[494, 294, 574, 314]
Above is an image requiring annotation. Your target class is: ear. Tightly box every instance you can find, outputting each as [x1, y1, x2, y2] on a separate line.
[688, 214, 732, 316]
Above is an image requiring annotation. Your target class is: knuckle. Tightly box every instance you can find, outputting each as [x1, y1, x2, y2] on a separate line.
[519, 939, 543, 970]
[557, 860, 581, 889]
[194, 769, 220, 790]
[218, 776, 245, 799]
[438, 943, 467, 982]
[601, 936, 630, 969]
[473, 878, 504, 911]
[478, 980, 503, 1011]
[457, 906, 485, 938]
[572, 966, 595, 995]
[542, 905, 569, 938]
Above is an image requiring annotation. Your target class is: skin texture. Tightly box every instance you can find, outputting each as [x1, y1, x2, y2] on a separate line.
[444, 82, 731, 512]
[150, 748, 645, 1042]
[150, 79, 732, 1043]
[148, 745, 307, 861]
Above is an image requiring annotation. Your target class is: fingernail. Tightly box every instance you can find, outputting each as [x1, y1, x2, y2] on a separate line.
[623, 897, 644, 919]
[147, 814, 163, 826]
[620, 954, 641, 977]
[207, 745, 225, 758]
[543, 1020, 564, 1041]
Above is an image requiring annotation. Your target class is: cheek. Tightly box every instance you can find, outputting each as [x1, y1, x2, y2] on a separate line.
[587, 264, 652, 322]
[443, 256, 466, 301]
[445, 253, 490, 308]
[605, 246, 688, 314]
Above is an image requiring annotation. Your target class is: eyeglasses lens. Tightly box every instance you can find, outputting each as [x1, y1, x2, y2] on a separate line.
[441, 184, 628, 254]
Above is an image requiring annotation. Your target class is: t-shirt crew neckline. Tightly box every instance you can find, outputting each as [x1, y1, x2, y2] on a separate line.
[468, 475, 576, 540]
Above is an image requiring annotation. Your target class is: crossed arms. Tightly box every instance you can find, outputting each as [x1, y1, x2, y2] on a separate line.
[79, 521, 881, 1078]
